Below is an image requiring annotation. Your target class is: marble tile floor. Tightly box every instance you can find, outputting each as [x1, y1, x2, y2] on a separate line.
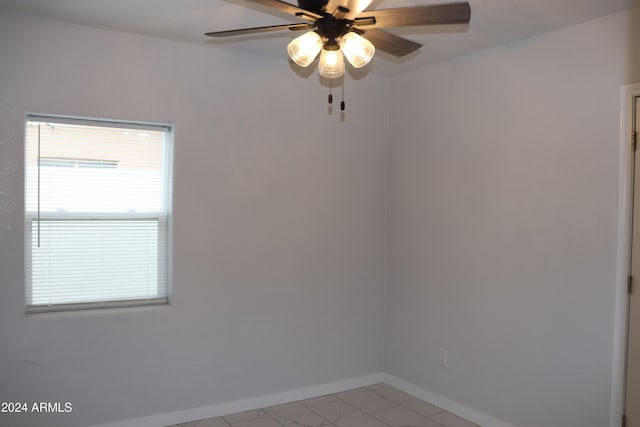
[166, 383, 479, 427]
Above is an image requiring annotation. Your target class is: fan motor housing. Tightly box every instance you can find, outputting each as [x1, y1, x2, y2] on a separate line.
[298, 0, 329, 12]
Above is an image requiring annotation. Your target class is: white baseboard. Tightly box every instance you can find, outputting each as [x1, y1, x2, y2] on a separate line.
[90, 372, 385, 427]
[383, 373, 517, 427]
[90, 372, 517, 427]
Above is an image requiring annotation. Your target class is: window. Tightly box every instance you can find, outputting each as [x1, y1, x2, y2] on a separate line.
[25, 115, 172, 313]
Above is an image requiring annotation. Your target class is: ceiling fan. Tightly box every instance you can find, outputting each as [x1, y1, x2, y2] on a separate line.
[206, 0, 471, 77]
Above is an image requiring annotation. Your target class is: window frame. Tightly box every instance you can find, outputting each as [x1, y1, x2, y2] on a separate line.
[24, 114, 174, 314]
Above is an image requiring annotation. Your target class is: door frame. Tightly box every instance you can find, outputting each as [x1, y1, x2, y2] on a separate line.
[612, 83, 640, 427]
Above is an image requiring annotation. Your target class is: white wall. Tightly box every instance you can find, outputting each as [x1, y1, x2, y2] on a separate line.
[387, 8, 640, 427]
[0, 12, 389, 427]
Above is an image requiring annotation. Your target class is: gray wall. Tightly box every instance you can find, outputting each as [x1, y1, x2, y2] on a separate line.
[2, 5, 640, 427]
[387, 8, 640, 427]
[0, 12, 389, 427]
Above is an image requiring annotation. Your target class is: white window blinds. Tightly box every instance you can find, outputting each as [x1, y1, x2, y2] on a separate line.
[25, 116, 172, 313]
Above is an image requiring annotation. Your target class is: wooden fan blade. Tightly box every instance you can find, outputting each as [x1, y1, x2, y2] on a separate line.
[361, 29, 421, 57]
[206, 23, 313, 37]
[324, 0, 374, 18]
[247, 0, 322, 21]
[358, 2, 471, 28]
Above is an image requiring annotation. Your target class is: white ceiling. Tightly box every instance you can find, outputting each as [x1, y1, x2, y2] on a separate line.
[0, 0, 635, 75]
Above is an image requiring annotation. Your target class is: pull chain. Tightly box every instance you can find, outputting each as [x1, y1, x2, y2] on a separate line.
[340, 76, 346, 111]
[328, 77, 333, 104]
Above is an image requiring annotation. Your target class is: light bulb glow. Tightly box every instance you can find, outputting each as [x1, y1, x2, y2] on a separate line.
[339, 32, 375, 68]
[318, 49, 345, 78]
[287, 32, 323, 67]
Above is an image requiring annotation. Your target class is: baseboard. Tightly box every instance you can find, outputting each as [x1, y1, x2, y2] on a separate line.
[90, 372, 516, 427]
[383, 373, 517, 427]
[89, 372, 385, 427]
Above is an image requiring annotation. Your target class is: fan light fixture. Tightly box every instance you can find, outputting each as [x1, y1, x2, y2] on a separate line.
[339, 32, 375, 69]
[288, 31, 375, 77]
[318, 39, 345, 78]
[318, 46, 345, 78]
[287, 31, 323, 67]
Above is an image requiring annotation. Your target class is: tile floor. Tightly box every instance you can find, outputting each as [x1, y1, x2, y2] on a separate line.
[167, 383, 479, 427]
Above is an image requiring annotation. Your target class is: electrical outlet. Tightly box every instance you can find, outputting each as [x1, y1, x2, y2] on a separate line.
[439, 348, 448, 367]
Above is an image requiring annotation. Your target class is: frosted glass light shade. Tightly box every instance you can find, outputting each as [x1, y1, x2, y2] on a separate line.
[318, 48, 345, 78]
[339, 32, 375, 68]
[287, 32, 323, 67]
